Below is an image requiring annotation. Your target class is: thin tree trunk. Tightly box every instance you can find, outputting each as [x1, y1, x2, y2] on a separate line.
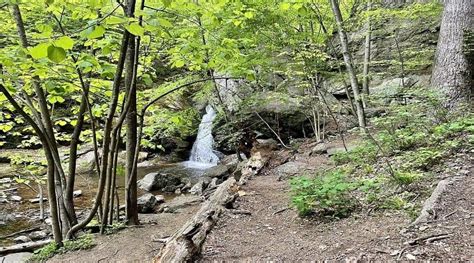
[330, 0, 367, 128]
[362, 0, 372, 106]
[431, 0, 473, 109]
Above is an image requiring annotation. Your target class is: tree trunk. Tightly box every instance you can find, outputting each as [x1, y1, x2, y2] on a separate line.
[124, 38, 139, 224]
[330, 0, 367, 128]
[431, 0, 473, 109]
[362, 0, 372, 104]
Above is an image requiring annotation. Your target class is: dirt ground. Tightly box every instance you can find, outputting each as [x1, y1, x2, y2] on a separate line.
[43, 140, 473, 262]
[200, 146, 473, 261]
[48, 204, 200, 263]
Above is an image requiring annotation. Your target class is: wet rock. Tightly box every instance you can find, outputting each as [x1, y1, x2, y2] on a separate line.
[137, 193, 157, 213]
[13, 235, 31, 244]
[155, 195, 165, 204]
[10, 195, 22, 202]
[138, 172, 183, 192]
[29, 231, 48, 241]
[203, 165, 229, 178]
[73, 190, 82, 198]
[220, 154, 247, 166]
[0, 211, 14, 223]
[29, 197, 48, 203]
[274, 161, 311, 180]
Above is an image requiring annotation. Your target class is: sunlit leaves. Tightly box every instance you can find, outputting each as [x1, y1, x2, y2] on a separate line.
[29, 43, 49, 59]
[87, 25, 106, 39]
[47, 45, 66, 63]
[126, 23, 145, 36]
[54, 36, 74, 50]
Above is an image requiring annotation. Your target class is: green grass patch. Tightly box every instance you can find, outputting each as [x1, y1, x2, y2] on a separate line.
[28, 234, 95, 262]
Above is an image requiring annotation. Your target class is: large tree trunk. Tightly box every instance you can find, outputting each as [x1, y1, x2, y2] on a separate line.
[431, 0, 473, 109]
[330, 0, 366, 128]
[362, 0, 372, 104]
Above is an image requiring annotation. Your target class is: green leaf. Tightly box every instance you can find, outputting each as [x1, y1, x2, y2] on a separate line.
[174, 60, 185, 68]
[54, 36, 74, 50]
[158, 18, 173, 28]
[126, 23, 145, 36]
[87, 25, 106, 39]
[105, 16, 125, 25]
[162, 0, 171, 7]
[47, 46, 66, 63]
[29, 43, 50, 59]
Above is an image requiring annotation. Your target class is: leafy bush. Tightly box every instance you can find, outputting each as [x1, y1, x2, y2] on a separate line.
[331, 143, 378, 166]
[392, 171, 423, 185]
[290, 169, 355, 217]
[29, 234, 95, 262]
[399, 148, 443, 170]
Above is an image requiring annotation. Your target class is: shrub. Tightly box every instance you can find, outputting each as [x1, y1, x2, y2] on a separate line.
[290, 169, 355, 217]
[332, 143, 378, 166]
[392, 170, 423, 185]
[29, 234, 95, 262]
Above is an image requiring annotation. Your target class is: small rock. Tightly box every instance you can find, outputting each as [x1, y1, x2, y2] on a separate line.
[10, 195, 22, 202]
[311, 143, 328, 155]
[73, 190, 82, 198]
[13, 235, 31, 244]
[208, 178, 218, 189]
[190, 181, 204, 195]
[29, 231, 48, 241]
[137, 193, 157, 213]
[29, 197, 48, 203]
[155, 195, 165, 203]
[174, 188, 181, 194]
[203, 165, 229, 178]
[0, 178, 12, 184]
[406, 254, 416, 260]
[45, 218, 52, 225]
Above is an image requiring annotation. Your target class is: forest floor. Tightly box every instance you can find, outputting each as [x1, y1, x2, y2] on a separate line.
[15, 135, 472, 262]
[200, 138, 473, 261]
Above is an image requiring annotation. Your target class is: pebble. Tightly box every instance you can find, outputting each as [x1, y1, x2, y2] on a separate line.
[10, 195, 22, 202]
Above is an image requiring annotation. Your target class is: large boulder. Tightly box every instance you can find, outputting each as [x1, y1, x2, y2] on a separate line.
[138, 172, 183, 192]
[137, 193, 157, 213]
[203, 165, 229, 178]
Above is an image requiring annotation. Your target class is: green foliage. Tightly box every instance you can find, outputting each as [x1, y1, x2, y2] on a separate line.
[29, 234, 95, 262]
[392, 170, 423, 185]
[290, 169, 355, 217]
[332, 143, 378, 166]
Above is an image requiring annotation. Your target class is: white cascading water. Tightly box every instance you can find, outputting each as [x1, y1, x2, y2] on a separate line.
[183, 105, 219, 169]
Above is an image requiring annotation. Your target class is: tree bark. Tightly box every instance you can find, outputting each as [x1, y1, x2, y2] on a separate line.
[330, 0, 367, 128]
[431, 0, 473, 109]
[362, 0, 372, 103]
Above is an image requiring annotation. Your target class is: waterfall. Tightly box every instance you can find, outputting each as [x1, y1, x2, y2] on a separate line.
[183, 105, 219, 169]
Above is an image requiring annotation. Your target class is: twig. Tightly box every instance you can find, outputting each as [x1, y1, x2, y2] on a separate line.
[396, 247, 408, 260]
[406, 233, 451, 246]
[443, 210, 457, 220]
[97, 249, 119, 263]
[254, 112, 290, 149]
[426, 234, 451, 244]
[228, 209, 252, 215]
[272, 207, 289, 215]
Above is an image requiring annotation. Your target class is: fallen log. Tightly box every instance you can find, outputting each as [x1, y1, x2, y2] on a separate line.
[0, 239, 52, 255]
[154, 177, 238, 262]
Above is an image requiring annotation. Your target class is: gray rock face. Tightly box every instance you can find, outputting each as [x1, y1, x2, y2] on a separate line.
[311, 143, 328, 155]
[13, 235, 31, 244]
[137, 193, 157, 213]
[29, 230, 48, 241]
[274, 162, 311, 180]
[203, 165, 229, 178]
[0, 252, 33, 263]
[138, 172, 183, 192]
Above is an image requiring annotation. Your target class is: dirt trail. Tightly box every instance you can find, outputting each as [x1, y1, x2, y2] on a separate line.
[48, 205, 199, 263]
[200, 146, 473, 261]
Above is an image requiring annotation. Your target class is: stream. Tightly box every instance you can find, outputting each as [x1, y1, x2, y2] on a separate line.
[0, 105, 220, 247]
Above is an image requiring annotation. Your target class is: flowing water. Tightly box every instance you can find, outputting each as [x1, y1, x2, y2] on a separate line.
[183, 105, 219, 169]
